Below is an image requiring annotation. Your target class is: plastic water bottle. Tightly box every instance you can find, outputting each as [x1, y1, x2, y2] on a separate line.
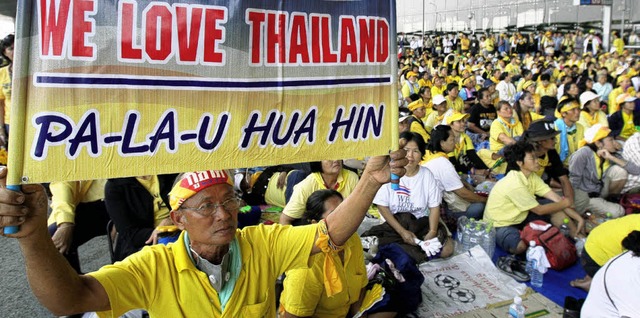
[560, 218, 570, 238]
[481, 221, 495, 258]
[530, 259, 543, 287]
[575, 237, 586, 258]
[466, 172, 474, 186]
[508, 296, 525, 318]
[461, 222, 472, 251]
[525, 241, 535, 275]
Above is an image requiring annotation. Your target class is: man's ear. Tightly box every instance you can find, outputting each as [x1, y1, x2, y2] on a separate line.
[170, 210, 186, 230]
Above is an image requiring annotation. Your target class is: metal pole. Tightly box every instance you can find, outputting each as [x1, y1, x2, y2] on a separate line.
[621, 0, 625, 40]
[423, 0, 426, 35]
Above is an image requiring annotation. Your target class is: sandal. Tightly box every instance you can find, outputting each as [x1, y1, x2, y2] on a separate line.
[498, 256, 530, 282]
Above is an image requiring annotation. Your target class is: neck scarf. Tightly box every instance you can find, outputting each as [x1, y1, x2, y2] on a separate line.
[554, 118, 576, 162]
[422, 150, 449, 164]
[498, 115, 518, 137]
[583, 111, 599, 126]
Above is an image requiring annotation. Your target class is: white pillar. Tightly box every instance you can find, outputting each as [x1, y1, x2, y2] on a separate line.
[602, 5, 611, 52]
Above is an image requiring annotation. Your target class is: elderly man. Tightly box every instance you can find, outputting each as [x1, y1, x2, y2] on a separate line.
[0, 150, 407, 317]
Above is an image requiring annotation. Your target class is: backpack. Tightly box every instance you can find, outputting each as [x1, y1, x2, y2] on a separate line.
[520, 220, 577, 270]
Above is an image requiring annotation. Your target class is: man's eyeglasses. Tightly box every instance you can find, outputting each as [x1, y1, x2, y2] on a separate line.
[179, 197, 243, 217]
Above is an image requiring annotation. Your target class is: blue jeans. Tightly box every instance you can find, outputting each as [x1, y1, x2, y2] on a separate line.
[465, 202, 486, 220]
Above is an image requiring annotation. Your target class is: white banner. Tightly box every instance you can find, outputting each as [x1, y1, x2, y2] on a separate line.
[415, 246, 527, 317]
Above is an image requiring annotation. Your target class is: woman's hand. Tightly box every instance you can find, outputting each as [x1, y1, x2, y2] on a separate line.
[399, 228, 418, 245]
[51, 223, 74, 254]
[423, 229, 438, 241]
[145, 218, 173, 245]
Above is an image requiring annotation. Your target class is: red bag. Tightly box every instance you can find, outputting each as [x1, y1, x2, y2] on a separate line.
[520, 220, 577, 270]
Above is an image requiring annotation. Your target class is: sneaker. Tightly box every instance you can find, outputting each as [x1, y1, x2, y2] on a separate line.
[497, 256, 530, 282]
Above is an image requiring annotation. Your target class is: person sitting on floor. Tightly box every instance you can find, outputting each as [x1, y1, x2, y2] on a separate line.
[447, 112, 489, 175]
[280, 189, 368, 318]
[620, 133, 640, 194]
[608, 93, 640, 142]
[424, 94, 450, 132]
[568, 124, 633, 218]
[483, 141, 584, 255]
[280, 160, 359, 225]
[363, 131, 453, 264]
[0, 150, 409, 317]
[406, 99, 431, 143]
[47, 180, 110, 273]
[522, 119, 575, 203]
[422, 126, 487, 220]
[578, 91, 608, 130]
[554, 96, 585, 165]
[570, 214, 640, 292]
[581, 230, 640, 317]
[478, 100, 524, 173]
[105, 174, 177, 261]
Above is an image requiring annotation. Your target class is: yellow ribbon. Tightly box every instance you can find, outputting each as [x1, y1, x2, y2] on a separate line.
[315, 220, 344, 297]
[422, 150, 449, 163]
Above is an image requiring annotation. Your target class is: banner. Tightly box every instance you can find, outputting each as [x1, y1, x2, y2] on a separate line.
[416, 246, 527, 317]
[9, 0, 397, 184]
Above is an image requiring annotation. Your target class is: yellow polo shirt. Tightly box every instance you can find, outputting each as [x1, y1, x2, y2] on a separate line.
[431, 85, 446, 98]
[281, 233, 367, 317]
[578, 110, 608, 130]
[446, 96, 465, 113]
[282, 170, 359, 219]
[489, 118, 524, 152]
[585, 214, 640, 266]
[90, 224, 318, 318]
[264, 171, 289, 208]
[483, 170, 551, 227]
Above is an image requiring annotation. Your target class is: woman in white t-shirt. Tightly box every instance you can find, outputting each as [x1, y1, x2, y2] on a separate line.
[422, 125, 487, 219]
[581, 231, 640, 318]
[368, 132, 453, 262]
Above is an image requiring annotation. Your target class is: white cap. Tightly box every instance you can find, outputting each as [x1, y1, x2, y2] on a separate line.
[432, 94, 446, 106]
[579, 91, 600, 108]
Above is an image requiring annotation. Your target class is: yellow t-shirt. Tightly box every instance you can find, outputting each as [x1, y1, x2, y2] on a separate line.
[489, 118, 524, 152]
[461, 38, 470, 51]
[47, 180, 107, 225]
[483, 170, 551, 227]
[431, 85, 446, 98]
[281, 233, 367, 317]
[621, 112, 636, 139]
[484, 38, 495, 52]
[535, 83, 557, 98]
[613, 38, 625, 55]
[585, 214, 640, 266]
[136, 176, 170, 227]
[0, 66, 11, 124]
[554, 123, 584, 165]
[264, 171, 289, 208]
[578, 110, 608, 130]
[446, 96, 465, 113]
[89, 224, 318, 318]
[402, 81, 420, 99]
[282, 170, 359, 219]
[418, 78, 432, 89]
[410, 118, 431, 143]
[449, 133, 475, 161]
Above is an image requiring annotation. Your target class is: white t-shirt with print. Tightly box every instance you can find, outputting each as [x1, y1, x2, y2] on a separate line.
[373, 166, 442, 219]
